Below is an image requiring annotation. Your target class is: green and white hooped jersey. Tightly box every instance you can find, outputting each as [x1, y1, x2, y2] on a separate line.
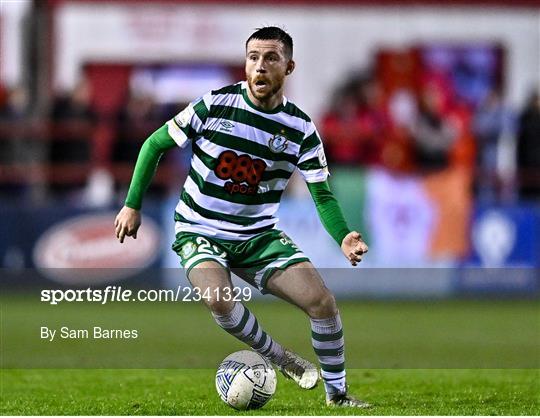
[167, 81, 329, 240]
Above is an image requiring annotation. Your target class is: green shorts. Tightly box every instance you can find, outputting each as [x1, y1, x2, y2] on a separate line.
[172, 229, 310, 294]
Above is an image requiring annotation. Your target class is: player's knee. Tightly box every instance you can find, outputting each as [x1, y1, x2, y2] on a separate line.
[206, 296, 235, 316]
[306, 290, 338, 319]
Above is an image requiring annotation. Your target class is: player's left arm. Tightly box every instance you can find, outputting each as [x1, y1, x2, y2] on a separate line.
[298, 121, 367, 265]
[307, 181, 368, 266]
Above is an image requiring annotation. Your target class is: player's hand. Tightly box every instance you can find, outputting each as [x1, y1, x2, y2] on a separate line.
[114, 206, 141, 243]
[341, 231, 368, 266]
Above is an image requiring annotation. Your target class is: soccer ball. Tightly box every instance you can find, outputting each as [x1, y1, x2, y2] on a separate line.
[215, 350, 277, 410]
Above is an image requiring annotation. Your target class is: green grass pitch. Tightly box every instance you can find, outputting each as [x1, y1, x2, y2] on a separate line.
[1, 297, 539, 415]
[2, 369, 538, 415]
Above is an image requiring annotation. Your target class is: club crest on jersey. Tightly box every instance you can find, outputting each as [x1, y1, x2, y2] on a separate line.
[180, 241, 196, 259]
[268, 131, 288, 153]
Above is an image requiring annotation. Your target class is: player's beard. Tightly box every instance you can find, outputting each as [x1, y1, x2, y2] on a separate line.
[247, 74, 285, 103]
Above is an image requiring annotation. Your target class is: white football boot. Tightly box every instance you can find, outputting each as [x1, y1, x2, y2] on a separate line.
[326, 392, 372, 408]
[274, 349, 320, 389]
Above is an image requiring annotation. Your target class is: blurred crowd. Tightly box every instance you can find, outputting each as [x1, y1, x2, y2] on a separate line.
[0, 78, 185, 206]
[321, 70, 540, 203]
[0, 62, 539, 207]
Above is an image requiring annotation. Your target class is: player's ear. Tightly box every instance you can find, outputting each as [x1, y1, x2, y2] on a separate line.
[286, 60, 295, 76]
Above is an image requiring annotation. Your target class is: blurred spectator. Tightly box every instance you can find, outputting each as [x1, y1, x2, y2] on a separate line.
[472, 89, 515, 202]
[411, 84, 458, 172]
[321, 82, 365, 165]
[50, 80, 97, 162]
[0, 86, 28, 167]
[113, 90, 167, 199]
[1, 86, 26, 169]
[354, 75, 389, 166]
[113, 91, 161, 164]
[0, 86, 44, 198]
[0, 85, 7, 111]
[49, 77, 96, 195]
[51, 77, 95, 124]
[0, 85, 29, 120]
[321, 74, 388, 166]
[382, 89, 417, 173]
[517, 90, 540, 200]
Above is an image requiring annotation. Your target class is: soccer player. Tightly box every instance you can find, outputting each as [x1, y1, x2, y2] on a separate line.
[115, 26, 370, 408]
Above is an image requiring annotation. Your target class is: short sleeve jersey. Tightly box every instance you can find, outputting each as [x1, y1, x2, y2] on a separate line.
[168, 81, 329, 240]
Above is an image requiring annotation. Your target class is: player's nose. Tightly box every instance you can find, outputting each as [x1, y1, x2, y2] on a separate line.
[255, 58, 266, 72]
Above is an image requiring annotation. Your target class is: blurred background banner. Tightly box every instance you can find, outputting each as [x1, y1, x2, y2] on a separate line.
[1, 0, 539, 299]
[0, 203, 164, 285]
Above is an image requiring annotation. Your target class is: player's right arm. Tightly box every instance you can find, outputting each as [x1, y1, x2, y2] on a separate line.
[115, 125, 176, 243]
[115, 93, 211, 243]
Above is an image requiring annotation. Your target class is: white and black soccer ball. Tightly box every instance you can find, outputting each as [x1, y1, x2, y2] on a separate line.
[215, 350, 277, 410]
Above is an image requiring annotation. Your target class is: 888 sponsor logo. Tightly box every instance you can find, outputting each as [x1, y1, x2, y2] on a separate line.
[214, 151, 267, 195]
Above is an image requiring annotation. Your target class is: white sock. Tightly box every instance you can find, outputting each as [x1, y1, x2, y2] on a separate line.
[311, 314, 347, 395]
[212, 302, 286, 363]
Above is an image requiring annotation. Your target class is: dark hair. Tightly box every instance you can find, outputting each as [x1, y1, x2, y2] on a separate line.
[246, 26, 293, 59]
